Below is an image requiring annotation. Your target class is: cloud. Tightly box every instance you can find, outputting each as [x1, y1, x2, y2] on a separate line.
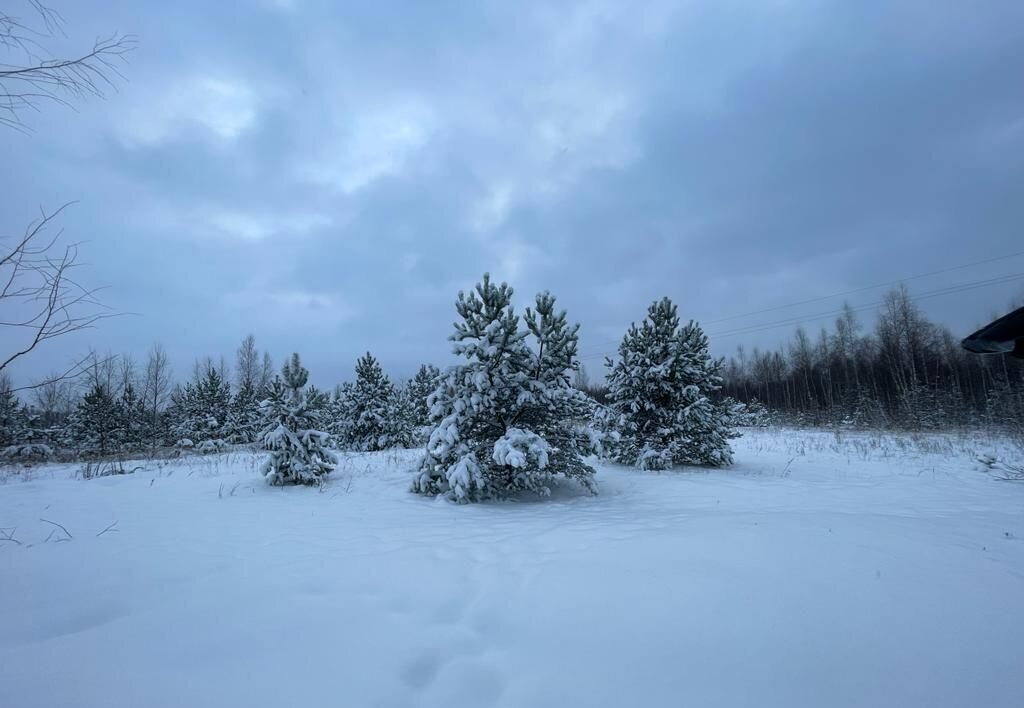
[299, 97, 436, 194]
[207, 209, 333, 242]
[116, 75, 261, 148]
[223, 288, 358, 329]
[5, 0, 1023, 387]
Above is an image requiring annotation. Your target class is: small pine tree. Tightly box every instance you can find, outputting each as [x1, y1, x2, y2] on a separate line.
[228, 381, 261, 443]
[73, 384, 121, 456]
[389, 383, 416, 448]
[407, 364, 441, 427]
[119, 382, 147, 449]
[169, 368, 232, 444]
[195, 367, 232, 441]
[325, 382, 354, 447]
[259, 353, 336, 486]
[745, 397, 772, 427]
[413, 274, 597, 502]
[347, 353, 400, 451]
[605, 298, 736, 470]
[0, 374, 27, 448]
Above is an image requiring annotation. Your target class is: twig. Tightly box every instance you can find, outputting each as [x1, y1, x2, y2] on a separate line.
[39, 517, 71, 538]
[96, 521, 118, 537]
[0, 527, 22, 545]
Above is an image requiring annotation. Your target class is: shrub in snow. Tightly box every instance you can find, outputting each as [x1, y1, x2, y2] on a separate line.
[1, 443, 54, 463]
[176, 438, 195, 449]
[412, 274, 597, 502]
[744, 398, 772, 427]
[605, 297, 737, 470]
[259, 353, 336, 486]
[197, 438, 229, 454]
[79, 460, 136, 480]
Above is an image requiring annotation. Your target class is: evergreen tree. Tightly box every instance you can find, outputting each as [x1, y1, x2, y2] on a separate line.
[413, 274, 597, 502]
[194, 366, 232, 440]
[326, 382, 354, 447]
[169, 367, 232, 443]
[73, 384, 121, 456]
[0, 373, 26, 448]
[119, 382, 147, 449]
[346, 353, 401, 451]
[259, 353, 336, 486]
[407, 364, 441, 427]
[168, 382, 198, 443]
[389, 382, 416, 448]
[228, 381, 261, 444]
[605, 298, 736, 470]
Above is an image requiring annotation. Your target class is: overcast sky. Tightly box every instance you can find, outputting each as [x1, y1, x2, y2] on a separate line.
[3, 0, 1024, 387]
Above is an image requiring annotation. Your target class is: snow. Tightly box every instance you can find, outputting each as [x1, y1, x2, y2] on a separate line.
[2, 429, 1023, 708]
[491, 428, 550, 470]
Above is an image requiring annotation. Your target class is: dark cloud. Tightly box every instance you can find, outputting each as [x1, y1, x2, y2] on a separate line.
[4, 0, 1023, 387]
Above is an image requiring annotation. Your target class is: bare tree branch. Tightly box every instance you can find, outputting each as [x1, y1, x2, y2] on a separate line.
[0, 1, 136, 131]
[11, 350, 117, 393]
[1, 204, 118, 377]
[96, 520, 118, 537]
[39, 517, 71, 538]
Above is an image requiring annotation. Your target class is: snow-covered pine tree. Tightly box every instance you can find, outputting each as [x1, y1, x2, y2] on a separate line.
[167, 382, 198, 444]
[388, 383, 415, 448]
[401, 364, 441, 445]
[605, 298, 736, 470]
[516, 291, 599, 485]
[326, 382, 354, 447]
[259, 353, 336, 486]
[228, 381, 261, 444]
[194, 366, 232, 441]
[347, 353, 400, 451]
[0, 373, 27, 448]
[412, 274, 597, 502]
[73, 383, 121, 456]
[745, 397, 771, 427]
[119, 382, 147, 450]
[407, 364, 441, 427]
[306, 384, 331, 419]
[168, 367, 232, 444]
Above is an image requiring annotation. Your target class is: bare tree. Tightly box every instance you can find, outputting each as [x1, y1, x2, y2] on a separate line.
[142, 343, 171, 443]
[81, 348, 118, 396]
[32, 373, 73, 425]
[1, 1, 135, 132]
[236, 334, 259, 390]
[1, 204, 115, 378]
[217, 355, 230, 384]
[259, 351, 274, 392]
[1, 4, 133, 386]
[116, 353, 136, 396]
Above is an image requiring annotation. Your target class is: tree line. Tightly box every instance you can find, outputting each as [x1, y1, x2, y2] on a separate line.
[718, 285, 1024, 431]
[1, 275, 738, 507]
[0, 336, 440, 460]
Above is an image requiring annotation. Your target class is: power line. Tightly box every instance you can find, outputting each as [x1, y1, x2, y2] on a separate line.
[708, 272, 1024, 339]
[705, 249, 1024, 326]
[577, 270, 1024, 362]
[575, 248, 1024, 360]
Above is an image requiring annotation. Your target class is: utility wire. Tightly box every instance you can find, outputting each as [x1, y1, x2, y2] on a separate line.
[578, 270, 1024, 362]
[576, 248, 1024, 360]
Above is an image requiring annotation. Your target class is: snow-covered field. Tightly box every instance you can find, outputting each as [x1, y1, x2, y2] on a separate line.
[2, 429, 1023, 708]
